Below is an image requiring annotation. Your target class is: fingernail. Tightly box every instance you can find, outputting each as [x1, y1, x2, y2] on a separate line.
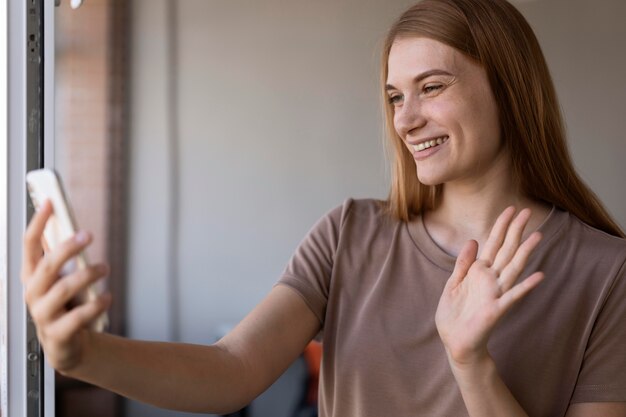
[75, 231, 89, 244]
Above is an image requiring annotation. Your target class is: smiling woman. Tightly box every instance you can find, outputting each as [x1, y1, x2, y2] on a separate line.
[386, 38, 504, 189]
[16, 0, 626, 417]
[381, 0, 625, 240]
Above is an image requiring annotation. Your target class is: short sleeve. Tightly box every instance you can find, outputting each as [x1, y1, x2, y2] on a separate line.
[275, 200, 352, 326]
[571, 259, 626, 403]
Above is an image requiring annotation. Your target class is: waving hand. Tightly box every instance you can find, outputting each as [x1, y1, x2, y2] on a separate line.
[435, 207, 544, 366]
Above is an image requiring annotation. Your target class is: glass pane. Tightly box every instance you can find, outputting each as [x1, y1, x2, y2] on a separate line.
[52, 1, 626, 417]
[54, 1, 123, 416]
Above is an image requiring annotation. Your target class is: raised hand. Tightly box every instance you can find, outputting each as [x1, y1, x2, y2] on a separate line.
[21, 200, 111, 373]
[435, 207, 544, 367]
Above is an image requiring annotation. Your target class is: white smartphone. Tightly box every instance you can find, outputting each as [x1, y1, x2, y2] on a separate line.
[26, 168, 109, 332]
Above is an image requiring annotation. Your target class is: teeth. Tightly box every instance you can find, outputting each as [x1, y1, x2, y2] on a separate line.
[412, 136, 448, 152]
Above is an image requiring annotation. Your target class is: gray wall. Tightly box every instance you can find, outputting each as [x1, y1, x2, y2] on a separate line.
[127, 0, 412, 415]
[516, 0, 626, 225]
[127, 0, 626, 415]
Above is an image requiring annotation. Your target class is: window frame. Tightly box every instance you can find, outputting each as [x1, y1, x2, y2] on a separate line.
[1, 0, 56, 416]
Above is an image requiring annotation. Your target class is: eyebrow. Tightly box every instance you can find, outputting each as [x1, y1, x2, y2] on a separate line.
[385, 69, 453, 91]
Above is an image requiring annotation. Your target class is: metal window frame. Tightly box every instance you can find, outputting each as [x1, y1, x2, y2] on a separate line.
[2, 0, 55, 416]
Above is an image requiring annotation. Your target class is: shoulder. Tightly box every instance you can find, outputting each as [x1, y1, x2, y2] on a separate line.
[322, 198, 392, 227]
[564, 211, 626, 261]
[545, 209, 626, 279]
[310, 198, 398, 250]
[336, 198, 398, 232]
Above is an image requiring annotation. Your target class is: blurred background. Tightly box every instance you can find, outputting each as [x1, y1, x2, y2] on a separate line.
[53, 0, 626, 416]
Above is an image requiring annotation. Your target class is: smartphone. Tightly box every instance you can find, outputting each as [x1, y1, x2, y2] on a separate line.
[26, 168, 109, 332]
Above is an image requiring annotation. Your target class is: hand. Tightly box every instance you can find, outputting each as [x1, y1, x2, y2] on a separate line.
[21, 200, 111, 373]
[435, 207, 544, 367]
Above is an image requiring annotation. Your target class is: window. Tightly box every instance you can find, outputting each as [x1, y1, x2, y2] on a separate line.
[2, 1, 55, 416]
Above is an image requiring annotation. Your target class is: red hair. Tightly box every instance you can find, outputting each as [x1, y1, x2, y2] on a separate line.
[381, 0, 624, 238]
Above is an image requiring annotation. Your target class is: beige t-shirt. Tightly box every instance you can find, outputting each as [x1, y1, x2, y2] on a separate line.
[278, 198, 626, 417]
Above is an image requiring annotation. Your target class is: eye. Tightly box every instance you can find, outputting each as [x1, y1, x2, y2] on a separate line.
[423, 84, 443, 95]
[388, 94, 404, 106]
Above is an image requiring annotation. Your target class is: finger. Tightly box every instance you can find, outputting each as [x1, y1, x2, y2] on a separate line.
[25, 231, 92, 304]
[498, 231, 543, 292]
[30, 264, 109, 326]
[492, 208, 532, 272]
[479, 206, 516, 264]
[498, 271, 544, 312]
[48, 293, 111, 338]
[21, 199, 53, 279]
[448, 240, 479, 289]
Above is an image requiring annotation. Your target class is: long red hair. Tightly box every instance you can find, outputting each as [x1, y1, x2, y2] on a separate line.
[381, 0, 624, 238]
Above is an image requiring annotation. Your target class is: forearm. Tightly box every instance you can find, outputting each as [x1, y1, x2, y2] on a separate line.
[450, 354, 529, 417]
[65, 332, 253, 414]
[434, 209, 547, 416]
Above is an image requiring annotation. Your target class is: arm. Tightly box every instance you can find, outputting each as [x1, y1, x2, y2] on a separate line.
[22, 201, 320, 414]
[436, 208, 626, 417]
[435, 207, 543, 417]
[450, 361, 626, 417]
[566, 403, 626, 417]
[71, 286, 319, 414]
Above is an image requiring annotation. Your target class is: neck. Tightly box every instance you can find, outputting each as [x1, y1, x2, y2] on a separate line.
[423, 162, 550, 257]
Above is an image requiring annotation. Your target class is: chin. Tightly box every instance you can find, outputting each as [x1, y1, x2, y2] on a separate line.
[415, 169, 445, 187]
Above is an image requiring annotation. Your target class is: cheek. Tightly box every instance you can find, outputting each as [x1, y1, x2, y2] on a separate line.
[464, 89, 500, 137]
[446, 94, 500, 148]
[425, 99, 458, 126]
[392, 112, 404, 137]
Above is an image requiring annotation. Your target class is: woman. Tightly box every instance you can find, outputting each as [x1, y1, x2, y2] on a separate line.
[21, 0, 626, 416]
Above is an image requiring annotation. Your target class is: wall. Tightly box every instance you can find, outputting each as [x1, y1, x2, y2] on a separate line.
[127, 0, 626, 416]
[127, 0, 413, 415]
[515, 0, 626, 226]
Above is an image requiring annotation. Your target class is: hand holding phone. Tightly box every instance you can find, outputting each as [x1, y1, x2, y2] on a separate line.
[26, 168, 109, 332]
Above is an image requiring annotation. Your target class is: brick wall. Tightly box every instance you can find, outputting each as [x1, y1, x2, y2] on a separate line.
[54, 0, 129, 415]
[56, 0, 109, 265]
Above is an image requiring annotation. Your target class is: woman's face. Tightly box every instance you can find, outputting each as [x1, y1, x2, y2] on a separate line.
[386, 37, 507, 187]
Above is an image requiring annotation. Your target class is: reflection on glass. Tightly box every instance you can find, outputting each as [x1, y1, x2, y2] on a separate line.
[54, 1, 129, 415]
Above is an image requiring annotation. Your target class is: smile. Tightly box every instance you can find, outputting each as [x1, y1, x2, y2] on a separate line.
[412, 136, 449, 152]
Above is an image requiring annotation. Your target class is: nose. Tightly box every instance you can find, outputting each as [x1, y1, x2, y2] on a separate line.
[393, 96, 426, 139]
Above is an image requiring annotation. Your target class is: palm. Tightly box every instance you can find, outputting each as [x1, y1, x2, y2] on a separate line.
[435, 207, 544, 365]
